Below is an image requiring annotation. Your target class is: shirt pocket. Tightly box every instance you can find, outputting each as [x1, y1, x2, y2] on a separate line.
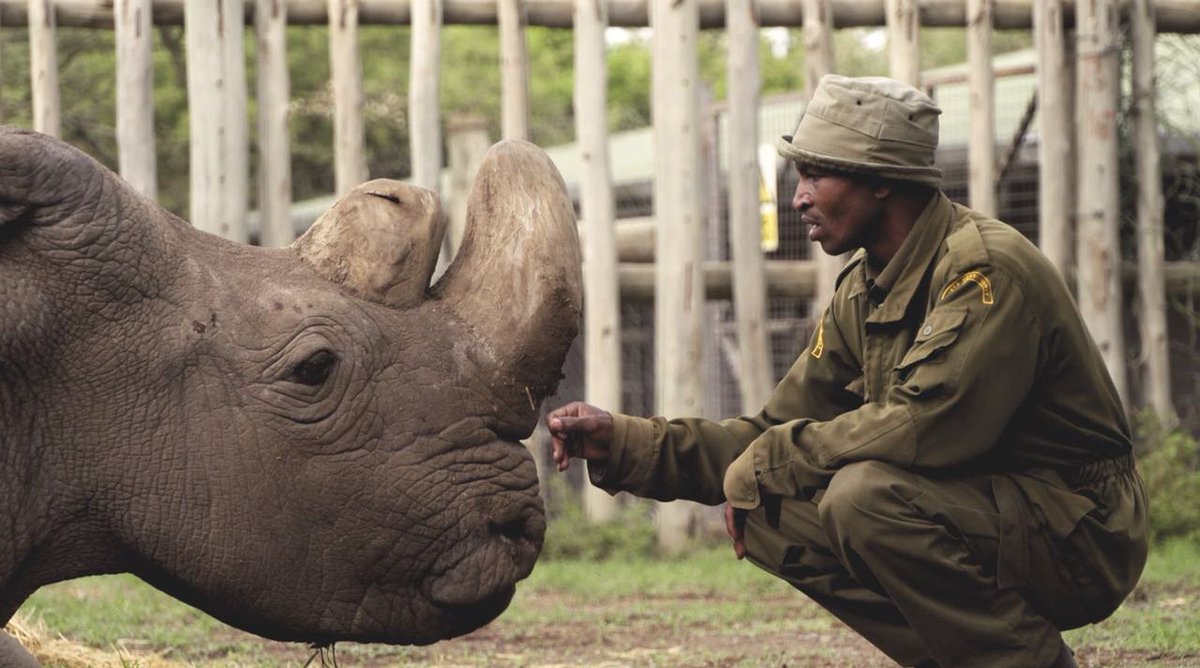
[894, 307, 969, 381]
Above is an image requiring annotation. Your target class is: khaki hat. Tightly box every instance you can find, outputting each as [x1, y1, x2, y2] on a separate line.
[777, 74, 943, 187]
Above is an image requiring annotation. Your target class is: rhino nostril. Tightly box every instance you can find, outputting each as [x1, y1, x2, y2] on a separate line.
[488, 519, 529, 543]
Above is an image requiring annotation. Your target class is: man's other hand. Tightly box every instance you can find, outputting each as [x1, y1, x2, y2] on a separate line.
[725, 503, 748, 560]
[546, 402, 614, 472]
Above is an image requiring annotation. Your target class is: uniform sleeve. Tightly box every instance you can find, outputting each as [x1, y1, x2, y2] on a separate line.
[725, 267, 1041, 508]
[589, 306, 864, 506]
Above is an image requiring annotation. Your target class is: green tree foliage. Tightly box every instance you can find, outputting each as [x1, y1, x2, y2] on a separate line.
[1135, 414, 1200, 544]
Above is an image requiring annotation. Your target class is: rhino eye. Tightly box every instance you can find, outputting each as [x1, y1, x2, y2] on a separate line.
[288, 350, 337, 386]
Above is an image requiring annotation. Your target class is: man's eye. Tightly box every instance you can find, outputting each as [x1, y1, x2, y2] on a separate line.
[288, 350, 337, 386]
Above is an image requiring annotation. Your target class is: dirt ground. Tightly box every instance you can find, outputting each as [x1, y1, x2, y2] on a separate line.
[194, 589, 1199, 668]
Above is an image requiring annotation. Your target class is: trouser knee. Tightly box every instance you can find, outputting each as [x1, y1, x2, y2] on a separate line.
[818, 460, 914, 552]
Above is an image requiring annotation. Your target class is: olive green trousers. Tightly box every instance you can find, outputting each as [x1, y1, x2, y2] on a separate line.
[742, 458, 1147, 668]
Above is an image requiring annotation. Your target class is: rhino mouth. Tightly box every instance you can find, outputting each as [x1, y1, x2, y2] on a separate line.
[426, 494, 545, 609]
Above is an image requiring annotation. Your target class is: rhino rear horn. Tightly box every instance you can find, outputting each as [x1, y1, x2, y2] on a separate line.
[293, 180, 447, 309]
[436, 140, 583, 412]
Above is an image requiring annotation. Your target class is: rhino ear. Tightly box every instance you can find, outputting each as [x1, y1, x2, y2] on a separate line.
[0, 127, 89, 234]
[292, 179, 447, 310]
[0, 127, 175, 256]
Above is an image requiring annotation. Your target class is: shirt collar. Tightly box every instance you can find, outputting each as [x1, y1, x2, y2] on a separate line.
[865, 192, 953, 323]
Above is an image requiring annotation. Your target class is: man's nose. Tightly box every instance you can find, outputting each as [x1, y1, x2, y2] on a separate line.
[791, 180, 812, 210]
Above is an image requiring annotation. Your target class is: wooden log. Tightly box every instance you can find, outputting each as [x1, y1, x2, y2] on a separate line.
[255, 0, 293, 247]
[185, 0, 249, 241]
[1074, 0, 1126, 404]
[114, 0, 156, 199]
[499, 0, 529, 141]
[651, 0, 704, 555]
[966, 0, 995, 216]
[726, 0, 772, 414]
[620, 260, 817, 301]
[1131, 0, 1173, 422]
[574, 0, 620, 522]
[885, 0, 920, 86]
[1033, 0, 1072, 276]
[329, 0, 369, 194]
[11, 1, 1200, 32]
[28, 0, 59, 137]
[802, 0, 843, 315]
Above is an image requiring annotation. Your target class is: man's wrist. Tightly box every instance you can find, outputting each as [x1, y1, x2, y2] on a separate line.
[723, 445, 761, 510]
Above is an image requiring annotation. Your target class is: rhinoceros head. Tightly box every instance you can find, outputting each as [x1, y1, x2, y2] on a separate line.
[0, 127, 581, 646]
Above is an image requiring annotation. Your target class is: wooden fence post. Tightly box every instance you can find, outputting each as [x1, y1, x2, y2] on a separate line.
[1075, 0, 1126, 405]
[652, 0, 705, 554]
[803, 0, 842, 315]
[1131, 0, 1174, 422]
[966, 0, 995, 216]
[329, 0, 369, 194]
[256, 0, 293, 246]
[27, 0, 58, 137]
[499, 0, 530, 141]
[185, 0, 249, 242]
[445, 114, 489, 261]
[410, 0, 442, 194]
[1033, 0, 1072, 277]
[727, 0, 772, 414]
[574, 0, 621, 523]
[115, 0, 157, 199]
[885, 0, 920, 86]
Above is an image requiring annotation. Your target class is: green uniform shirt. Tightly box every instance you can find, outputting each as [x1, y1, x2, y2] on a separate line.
[589, 193, 1132, 512]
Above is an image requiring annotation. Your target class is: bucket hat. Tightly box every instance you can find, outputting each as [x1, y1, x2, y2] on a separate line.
[777, 74, 943, 187]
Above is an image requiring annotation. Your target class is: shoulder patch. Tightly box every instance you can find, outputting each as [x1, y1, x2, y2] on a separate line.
[940, 271, 994, 305]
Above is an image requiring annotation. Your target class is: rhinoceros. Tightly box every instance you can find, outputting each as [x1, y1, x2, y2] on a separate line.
[0, 127, 581, 664]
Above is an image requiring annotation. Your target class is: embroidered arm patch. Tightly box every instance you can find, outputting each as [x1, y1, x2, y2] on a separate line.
[939, 271, 994, 305]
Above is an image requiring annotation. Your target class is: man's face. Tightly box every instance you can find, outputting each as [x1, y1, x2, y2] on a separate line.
[790, 165, 886, 257]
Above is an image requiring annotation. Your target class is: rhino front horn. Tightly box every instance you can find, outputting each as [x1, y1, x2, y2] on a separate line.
[293, 180, 447, 309]
[436, 140, 583, 418]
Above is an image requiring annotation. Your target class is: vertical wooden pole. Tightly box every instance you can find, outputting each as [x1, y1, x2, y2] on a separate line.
[885, 0, 920, 86]
[115, 0, 157, 199]
[966, 0, 995, 216]
[410, 0, 442, 194]
[727, 0, 772, 414]
[28, 0, 59, 137]
[256, 0, 293, 247]
[1131, 0, 1174, 422]
[802, 0, 841, 315]
[1075, 0, 1126, 405]
[652, 0, 704, 554]
[186, 0, 249, 242]
[329, 0, 368, 195]
[1033, 0, 1072, 276]
[574, 0, 621, 522]
[499, 0, 530, 141]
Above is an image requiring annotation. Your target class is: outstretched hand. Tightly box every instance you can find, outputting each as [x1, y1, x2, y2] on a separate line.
[545, 401, 613, 471]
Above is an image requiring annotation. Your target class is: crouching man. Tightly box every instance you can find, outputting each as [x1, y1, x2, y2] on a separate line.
[547, 75, 1147, 668]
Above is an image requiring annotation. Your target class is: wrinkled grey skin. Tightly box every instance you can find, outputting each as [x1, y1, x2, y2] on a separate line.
[0, 127, 581, 663]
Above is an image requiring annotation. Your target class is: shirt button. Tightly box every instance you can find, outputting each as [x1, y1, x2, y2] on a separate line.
[921, 324, 933, 336]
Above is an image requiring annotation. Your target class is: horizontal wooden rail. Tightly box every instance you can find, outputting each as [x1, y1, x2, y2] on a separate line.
[615, 260, 1200, 302]
[3, 0, 1199, 32]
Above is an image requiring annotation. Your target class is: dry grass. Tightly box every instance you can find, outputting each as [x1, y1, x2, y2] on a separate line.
[5, 613, 184, 668]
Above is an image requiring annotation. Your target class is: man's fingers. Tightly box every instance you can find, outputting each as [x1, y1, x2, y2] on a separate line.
[552, 415, 594, 432]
